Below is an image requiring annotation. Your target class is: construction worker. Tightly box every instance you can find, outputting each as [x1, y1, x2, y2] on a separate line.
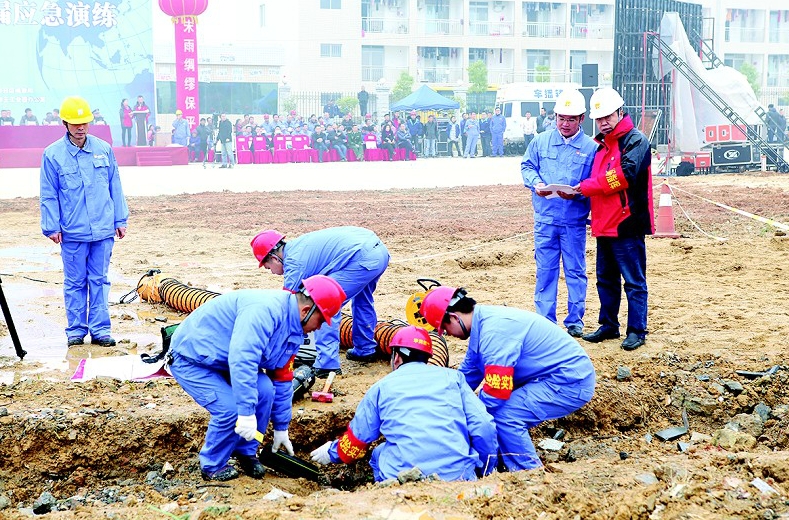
[167, 275, 346, 481]
[40, 96, 129, 348]
[251, 226, 390, 378]
[419, 286, 595, 472]
[309, 326, 498, 481]
[576, 87, 654, 351]
[520, 88, 597, 338]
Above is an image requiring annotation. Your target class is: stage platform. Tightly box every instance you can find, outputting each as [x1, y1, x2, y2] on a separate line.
[0, 146, 189, 168]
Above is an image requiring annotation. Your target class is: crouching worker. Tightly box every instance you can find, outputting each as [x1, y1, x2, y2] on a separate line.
[168, 275, 346, 481]
[309, 325, 498, 481]
[419, 286, 596, 472]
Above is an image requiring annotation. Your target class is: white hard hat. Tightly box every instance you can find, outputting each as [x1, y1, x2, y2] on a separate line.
[553, 89, 587, 116]
[589, 87, 625, 119]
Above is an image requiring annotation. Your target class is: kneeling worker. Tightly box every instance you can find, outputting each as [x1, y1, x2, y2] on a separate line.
[168, 275, 346, 481]
[419, 286, 596, 471]
[310, 325, 498, 481]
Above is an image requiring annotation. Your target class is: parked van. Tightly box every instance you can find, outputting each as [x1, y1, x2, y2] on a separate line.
[496, 82, 582, 142]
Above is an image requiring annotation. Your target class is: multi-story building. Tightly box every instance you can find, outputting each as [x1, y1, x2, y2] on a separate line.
[151, 0, 789, 112]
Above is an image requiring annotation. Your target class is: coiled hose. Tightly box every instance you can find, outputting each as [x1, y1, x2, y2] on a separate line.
[157, 278, 221, 313]
[340, 315, 449, 368]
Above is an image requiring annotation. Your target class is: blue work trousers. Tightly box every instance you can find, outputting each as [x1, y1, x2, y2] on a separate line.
[464, 135, 479, 157]
[491, 133, 504, 156]
[61, 238, 114, 340]
[496, 374, 595, 471]
[533, 222, 587, 329]
[169, 354, 274, 473]
[594, 236, 648, 337]
[315, 243, 390, 369]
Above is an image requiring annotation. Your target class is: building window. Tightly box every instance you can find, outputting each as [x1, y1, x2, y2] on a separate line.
[320, 0, 341, 8]
[259, 4, 266, 27]
[320, 44, 342, 58]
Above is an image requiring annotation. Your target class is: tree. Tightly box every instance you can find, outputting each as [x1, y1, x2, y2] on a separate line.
[391, 72, 415, 103]
[468, 61, 488, 94]
[739, 63, 761, 98]
[336, 96, 358, 116]
[535, 65, 551, 83]
[282, 97, 297, 114]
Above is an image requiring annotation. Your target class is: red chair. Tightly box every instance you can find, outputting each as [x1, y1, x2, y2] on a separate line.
[291, 135, 317, 163]
[394, 148, 417, 161]
[236, 136, 253, 164]
[363, 134, 387, 161]
[347, 149, 358, 162]
[272, 135, 292, 163]
[253, 136, 272, 164]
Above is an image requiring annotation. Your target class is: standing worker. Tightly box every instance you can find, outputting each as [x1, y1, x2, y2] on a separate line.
[310, 326, 498, 481]
[520, 89, 597, 337]
[251, 226, 390, 377]
[419, 286, 596, 471]
[40, 96, 129, 348]
[489, 107, 507, 157]
[217, 113, 235, 169]
[168, 275, 346, 481]
[172, 109, 189, 146]
[575, 87, 653, 352]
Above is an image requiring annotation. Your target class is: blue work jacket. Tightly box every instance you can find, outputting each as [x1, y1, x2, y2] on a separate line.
[169, 289, 304, 430]
[40, 134, 128, 242]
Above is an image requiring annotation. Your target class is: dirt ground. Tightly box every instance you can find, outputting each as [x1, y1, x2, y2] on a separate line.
[1, 171, 789, 519]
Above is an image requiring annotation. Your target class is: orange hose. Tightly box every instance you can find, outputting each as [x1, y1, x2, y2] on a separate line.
[158, 278, 220, 313]
[339, 315, 449, 367]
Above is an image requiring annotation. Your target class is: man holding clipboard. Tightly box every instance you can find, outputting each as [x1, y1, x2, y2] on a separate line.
[520, 89, 596, 338]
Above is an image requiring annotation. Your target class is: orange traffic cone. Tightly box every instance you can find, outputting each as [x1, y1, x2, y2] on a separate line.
[653, 183, 680, 238]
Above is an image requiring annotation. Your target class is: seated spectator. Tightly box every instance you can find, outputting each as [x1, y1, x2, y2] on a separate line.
[0, 109, 14, 126]
[311, 125, 330, 162]
[341, 112, 354, 131]
[91, 108, 107, 125]
[43, 112, 57, 125]
[396, 123, 414, 160]
[52, 108, 61, 124]
[347, 124, 364, 161]
[328, 123, 348, 161]
[19, 108, 38, 126]
[380, 123, 396, 161]
[188, 129, 200, 161]
[362, 115, 376, 134]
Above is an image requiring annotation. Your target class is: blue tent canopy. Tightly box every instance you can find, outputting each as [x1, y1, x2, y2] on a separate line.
[390, 85, 460, 111]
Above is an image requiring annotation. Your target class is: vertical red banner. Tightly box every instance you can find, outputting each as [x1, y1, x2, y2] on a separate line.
[174, 16, 199, 130]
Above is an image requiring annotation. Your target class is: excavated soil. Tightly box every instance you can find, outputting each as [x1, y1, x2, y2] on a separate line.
[0, 171, 789, 519]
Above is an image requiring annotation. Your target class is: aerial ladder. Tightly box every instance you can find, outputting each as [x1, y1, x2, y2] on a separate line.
[648, 32, 789, 172]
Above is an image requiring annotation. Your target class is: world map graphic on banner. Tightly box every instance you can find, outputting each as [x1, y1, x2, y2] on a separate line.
[0, 0, 153, 144]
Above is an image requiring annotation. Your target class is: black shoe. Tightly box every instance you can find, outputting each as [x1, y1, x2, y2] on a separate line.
[314, 367, 343, 378]
[346, 350, 377, 363]
[621, 333, 646, 351]
[67, 336, 85, 347]
[566, 325, 583, 338]
[91, 336, 116, 347]
[233, 454, 266, 479]
[581, 327, 620, 343]
[201, 465, 239, 482]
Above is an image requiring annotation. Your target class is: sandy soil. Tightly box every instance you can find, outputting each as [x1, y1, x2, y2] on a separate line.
[1, 171, 789, 519]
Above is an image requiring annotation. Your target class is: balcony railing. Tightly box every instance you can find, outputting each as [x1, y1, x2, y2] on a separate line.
[362, 17, 410, 34]
[420, 19, 463, 36]
[419, 67, 464, 84]
[570, 23, 614, 39]
[468, 20, 515, 36]
[362, 66, 409, 84]
[766, 75, 789, 88]
[768, 28, 789, 44]
[522, 22, 566, 38]
[725, 27, 765, 43]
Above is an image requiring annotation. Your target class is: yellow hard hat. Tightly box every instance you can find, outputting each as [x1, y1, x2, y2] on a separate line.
[60, 96, 94, 125]
[175, 109, 183, 115]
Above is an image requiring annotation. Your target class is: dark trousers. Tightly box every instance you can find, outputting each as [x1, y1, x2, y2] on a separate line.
[449, 140, 462, 157]
[121, 126, 132, 147]
[481, 134, 492, 156]
[595, 236, 648, 338]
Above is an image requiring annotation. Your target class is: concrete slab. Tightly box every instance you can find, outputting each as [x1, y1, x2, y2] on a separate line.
[0, 156, 525, 199]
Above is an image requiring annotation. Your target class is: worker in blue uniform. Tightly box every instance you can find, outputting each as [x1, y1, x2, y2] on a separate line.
[251, 226, 390, 377]
[520, 89, 596, 338]
[310, 326, 498, 481]
[167, 275, 346, 481]
[40, 96, 129, 348]
[420, 286, 596, 471]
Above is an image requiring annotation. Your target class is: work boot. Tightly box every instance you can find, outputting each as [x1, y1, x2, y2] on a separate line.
[346, 349, 377, 363]
[621, 333, 646, 351]
[67, 336, 85, 347]
[581, 327, 620, 343]
[91, 336, 117, 347]
[201, 465, 239, 482]
[566, 325, 583, 338]
[313, 367, 342, 379]
[233, 454, 266, 479]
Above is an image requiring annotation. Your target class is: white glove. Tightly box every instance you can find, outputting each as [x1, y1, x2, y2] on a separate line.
[310, 441, 333, 465]
[272, 430, 294, 456]
[234, 415, 258, 442]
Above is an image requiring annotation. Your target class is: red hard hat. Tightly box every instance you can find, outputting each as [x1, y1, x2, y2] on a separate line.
[419, 286, 457, 335]
[390, 326, 432, 357]
[301, 275, 346, 325]
[250, 230, 285, 267]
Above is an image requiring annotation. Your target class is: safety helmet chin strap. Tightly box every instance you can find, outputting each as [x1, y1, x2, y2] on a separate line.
[63, 121, 85, 148]
[301, 302, 318, 326]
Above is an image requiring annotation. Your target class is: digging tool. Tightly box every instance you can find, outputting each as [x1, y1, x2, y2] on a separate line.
[0, 276, 26, 360]
[252, 432, 322, 482]
[311, 371, 336, 402]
